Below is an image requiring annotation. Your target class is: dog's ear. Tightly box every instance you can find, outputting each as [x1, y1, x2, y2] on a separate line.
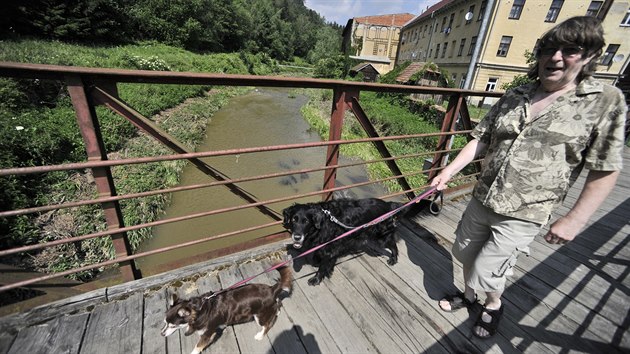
[282, 207, 292, 228]
[190, 297, 205, 312]
[177, 308, 191, 317]
[168, 293, 178, 306]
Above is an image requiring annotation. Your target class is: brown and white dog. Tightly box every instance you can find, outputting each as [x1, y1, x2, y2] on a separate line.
[160, 265, 292, 354]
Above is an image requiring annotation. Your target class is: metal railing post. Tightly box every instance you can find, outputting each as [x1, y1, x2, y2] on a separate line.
[322, 86, 348, 200]
[66, 75, 140, 281]
[428, 93, 464, 181]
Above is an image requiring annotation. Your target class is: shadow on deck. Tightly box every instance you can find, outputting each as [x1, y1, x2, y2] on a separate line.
[0, 149, 628, 353]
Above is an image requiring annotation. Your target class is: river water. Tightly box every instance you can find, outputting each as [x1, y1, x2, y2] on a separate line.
[135, 88, 389, 275]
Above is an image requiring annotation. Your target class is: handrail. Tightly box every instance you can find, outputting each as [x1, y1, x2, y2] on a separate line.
[0, 62, 500, 296]
[0, 61, 504, 96]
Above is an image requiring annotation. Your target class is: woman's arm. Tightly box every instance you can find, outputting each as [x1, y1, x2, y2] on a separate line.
[430, 139, 487, 191]
[545, 170, 620, 244]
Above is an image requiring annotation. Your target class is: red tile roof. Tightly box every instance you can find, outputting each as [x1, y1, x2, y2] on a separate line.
[354, 13, 416, 27]
[406, 0, 456, 26]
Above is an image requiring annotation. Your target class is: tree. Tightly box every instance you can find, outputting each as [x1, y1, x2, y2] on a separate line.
[501, 49, 536, 91]
[307, 26, 342, 64]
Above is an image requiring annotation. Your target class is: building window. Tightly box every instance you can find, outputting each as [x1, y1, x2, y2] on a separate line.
[545, 0, 564, 23]
[435, 44, 440, 58]
[442, 42, 448, 58]
[497, 36, 513, 57]
[458, 38, 467, 56]
[429, 49, 433, 58]
[586, 1, 603, 17]
[486, 78, 498, 91]
[600, 44, 620, 65]
[441, 17, 447, 32]
[460, 76, 466, 89]
[448, 13, 455, 29]
[468, 36, 477, 56]
[478, 1, 487, 21]
[466, 5, 475, 24]
[509, 0, 525, 19]
[621, 8, 630, 26]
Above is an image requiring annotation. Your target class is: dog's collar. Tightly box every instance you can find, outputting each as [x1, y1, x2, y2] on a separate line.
[321, 209, 356, 229]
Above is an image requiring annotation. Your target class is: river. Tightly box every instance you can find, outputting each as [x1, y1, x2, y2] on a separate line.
[135, 88, 389, 275]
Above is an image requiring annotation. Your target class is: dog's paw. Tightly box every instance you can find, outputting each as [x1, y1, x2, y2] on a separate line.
[387, 258, 398, 266]
[254, 330, 265, 341]
[307, 276, 321, 286]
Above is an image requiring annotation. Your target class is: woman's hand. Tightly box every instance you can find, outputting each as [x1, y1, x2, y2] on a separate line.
[430, 170, 453, 191]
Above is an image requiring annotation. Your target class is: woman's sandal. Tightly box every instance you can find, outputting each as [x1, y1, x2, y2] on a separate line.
[473, 304, 504, 338]
[439, 291, 477, 312]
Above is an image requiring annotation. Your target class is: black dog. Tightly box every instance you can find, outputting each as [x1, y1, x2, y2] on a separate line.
[282, 197, 434, 285]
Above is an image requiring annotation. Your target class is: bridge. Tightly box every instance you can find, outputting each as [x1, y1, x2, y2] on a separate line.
[0, 63, 628, 353]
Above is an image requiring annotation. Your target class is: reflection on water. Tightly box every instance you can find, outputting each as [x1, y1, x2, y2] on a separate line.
[135, 88, 388, 275]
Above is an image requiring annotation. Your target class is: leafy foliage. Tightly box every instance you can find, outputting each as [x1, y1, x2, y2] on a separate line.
[0, 40, 274, 277]
[501, 50, 536, 91]
[1, 0, 340, 62]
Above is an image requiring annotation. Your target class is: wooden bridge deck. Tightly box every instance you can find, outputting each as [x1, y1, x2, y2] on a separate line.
[0, 147, 628, 354]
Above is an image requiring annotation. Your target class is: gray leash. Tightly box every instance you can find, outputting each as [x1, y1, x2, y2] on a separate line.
[322, 209, 356, 229]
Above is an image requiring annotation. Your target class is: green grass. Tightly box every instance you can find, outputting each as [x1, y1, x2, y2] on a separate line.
[0, 39, 277, 279]
[300, 90, 466, 193]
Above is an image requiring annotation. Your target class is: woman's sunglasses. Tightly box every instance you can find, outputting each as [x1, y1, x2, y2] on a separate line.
[537, 46, 584, 58]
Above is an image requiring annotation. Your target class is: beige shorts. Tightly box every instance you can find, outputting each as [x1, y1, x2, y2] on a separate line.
[453, 197, 542, 292]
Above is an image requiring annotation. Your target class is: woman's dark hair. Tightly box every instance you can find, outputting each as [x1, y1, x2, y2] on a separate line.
[528, 16, 605, 81]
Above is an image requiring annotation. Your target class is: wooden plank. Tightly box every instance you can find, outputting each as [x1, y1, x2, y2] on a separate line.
[80, 292, 143, 354]
[6, 312, 88, 354]
[379, 227, 523, 354]
[398, 224, 565, 354]
[194, 271, 240, 354]
[254, 257, 341, 354]
[142, 287, 169, 354]
[292, 262, 378, 353]
[324, 257, 427, 354]
[520, 243, 628, 327]
[403, 219, 625, 352]
[218, 264, 274, 354]
[334, 255, 450, 354]
[0, 331, 16, 353]
[238, 260, 307, 354]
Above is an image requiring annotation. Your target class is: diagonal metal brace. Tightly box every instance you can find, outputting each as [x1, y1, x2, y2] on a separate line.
[349, 96, 415, 200]
[90, 85, 281, 221]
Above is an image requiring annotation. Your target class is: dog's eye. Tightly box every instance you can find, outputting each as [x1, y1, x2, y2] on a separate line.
[292, 216, 299, 223]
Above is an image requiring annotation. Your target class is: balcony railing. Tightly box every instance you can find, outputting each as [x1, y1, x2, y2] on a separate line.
[0, 62, 503, 295]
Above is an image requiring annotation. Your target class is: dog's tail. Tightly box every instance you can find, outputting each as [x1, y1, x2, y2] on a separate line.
[272, 264, 293, 298]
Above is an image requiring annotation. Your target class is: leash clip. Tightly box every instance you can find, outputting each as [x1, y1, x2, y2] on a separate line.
[322, 208, 355, 229]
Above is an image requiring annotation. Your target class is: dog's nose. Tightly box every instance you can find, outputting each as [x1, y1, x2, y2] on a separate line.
[291, 234, 304, 243]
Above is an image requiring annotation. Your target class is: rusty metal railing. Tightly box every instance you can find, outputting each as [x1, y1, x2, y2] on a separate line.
[0, 62, 502, 295]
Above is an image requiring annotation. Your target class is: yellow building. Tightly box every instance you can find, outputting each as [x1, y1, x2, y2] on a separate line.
[342, 13, 416, 74]
[397, 0, 630, 104]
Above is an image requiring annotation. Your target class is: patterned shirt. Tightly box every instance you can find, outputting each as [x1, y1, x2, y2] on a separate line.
[471, 77, 627, 224]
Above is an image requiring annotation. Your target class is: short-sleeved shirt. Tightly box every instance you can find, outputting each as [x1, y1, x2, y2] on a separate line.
[471, 77, 627, 224]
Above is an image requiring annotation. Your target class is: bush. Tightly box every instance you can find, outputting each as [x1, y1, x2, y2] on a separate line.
[313, 56, 345, 79]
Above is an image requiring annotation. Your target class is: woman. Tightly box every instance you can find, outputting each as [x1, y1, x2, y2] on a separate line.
[430, 16, 626, 338]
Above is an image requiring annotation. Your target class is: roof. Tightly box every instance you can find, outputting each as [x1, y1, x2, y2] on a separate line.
[404, 0, 457, 28]
[349, 55, 391, 64]
[396, 62, 440, 83]
[353, 13, 415, 27]
[350, 63, 380, 74]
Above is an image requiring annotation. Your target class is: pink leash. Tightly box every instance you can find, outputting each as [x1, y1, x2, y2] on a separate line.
[206, 187, 438, 299]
